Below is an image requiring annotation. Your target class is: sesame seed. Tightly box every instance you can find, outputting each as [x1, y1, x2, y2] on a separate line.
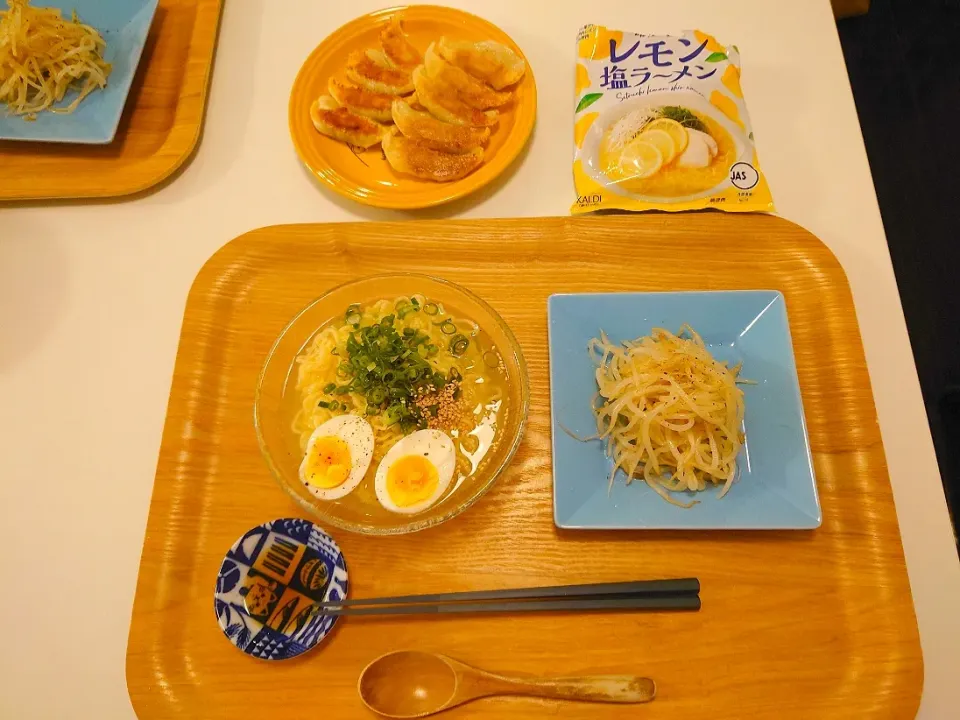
[415, 380, 466, 431]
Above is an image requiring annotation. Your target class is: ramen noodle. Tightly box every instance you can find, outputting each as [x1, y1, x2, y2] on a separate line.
[572, 26, 774, 214]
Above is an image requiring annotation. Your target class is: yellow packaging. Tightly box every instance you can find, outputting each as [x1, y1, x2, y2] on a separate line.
[572, 26, 774, 214]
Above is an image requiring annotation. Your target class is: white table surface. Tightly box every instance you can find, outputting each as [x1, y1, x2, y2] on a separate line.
[1, 1, 957, 717]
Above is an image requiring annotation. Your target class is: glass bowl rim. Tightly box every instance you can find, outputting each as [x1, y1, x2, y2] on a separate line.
[253, 272, 531, 535]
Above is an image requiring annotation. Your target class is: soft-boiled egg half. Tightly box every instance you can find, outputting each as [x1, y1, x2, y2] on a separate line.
[375, 429, 457, 514]
[299, 415, 375, 500]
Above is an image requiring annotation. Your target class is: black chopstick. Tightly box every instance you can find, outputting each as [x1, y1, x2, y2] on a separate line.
[318, 594, 700, 617]
[316, 578, 699, 609]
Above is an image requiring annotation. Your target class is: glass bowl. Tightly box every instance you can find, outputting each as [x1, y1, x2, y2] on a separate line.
[255, 274, 530, 535]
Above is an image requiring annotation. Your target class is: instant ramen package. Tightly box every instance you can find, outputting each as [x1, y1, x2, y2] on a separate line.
[572, 26, 774, 214]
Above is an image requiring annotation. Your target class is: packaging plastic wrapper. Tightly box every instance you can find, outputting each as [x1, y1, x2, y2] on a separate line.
[572, 26, 775, 214]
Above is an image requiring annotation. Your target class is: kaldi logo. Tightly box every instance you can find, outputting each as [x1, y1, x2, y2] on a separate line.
[577, 193, 602, 206]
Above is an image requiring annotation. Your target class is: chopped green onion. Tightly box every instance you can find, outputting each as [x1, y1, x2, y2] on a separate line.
[317, 400, 330, 408]
[345, 304, 362, 325]
[329, 300, 469, 430]
[449, 367, 462, 382]
[450, 334, 469, 356]
[384, 405, 400, 426]
[328, 400, 340, 411]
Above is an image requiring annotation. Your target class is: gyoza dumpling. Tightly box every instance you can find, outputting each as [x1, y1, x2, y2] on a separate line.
[423, 42, 512, 110]
[310, 95, 386, 148]
[382, 128, 483, 182]
[435, 37, 526, 90]
[380, 16, 421, 70]
[345, 49, 415, 95]
[328, 76, 394, 123]
[412, 66, 498, 128]
[392, 97, 490, 153]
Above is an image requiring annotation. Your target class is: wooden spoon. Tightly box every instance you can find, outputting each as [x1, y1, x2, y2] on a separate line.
[358, 650, 656, 718]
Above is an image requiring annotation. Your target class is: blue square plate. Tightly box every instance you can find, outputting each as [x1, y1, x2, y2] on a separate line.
[0, 0, 158, 144]
[548, 291, 821, 530]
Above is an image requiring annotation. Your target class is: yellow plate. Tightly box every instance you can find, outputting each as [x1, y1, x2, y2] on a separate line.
[289, 5, 537, 210]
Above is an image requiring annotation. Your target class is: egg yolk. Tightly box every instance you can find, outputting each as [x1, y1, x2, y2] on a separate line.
[304, 436, 352, 488]
[386, 455, 440, 507]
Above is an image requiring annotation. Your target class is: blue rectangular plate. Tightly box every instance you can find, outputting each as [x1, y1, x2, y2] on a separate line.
[548, 290, 821, 530]
[0, 0, 158, 144]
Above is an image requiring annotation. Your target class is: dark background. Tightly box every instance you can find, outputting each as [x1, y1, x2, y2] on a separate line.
[837, 0, 960, 550]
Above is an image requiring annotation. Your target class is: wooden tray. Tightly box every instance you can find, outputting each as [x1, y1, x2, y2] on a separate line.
[127, 215, 923, 719]
[0, 0, 222, 201]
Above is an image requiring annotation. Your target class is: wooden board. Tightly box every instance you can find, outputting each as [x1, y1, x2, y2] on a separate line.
[0, 0, 222, 201]
[127, 215, 922, 719]
[832, 0, 870, 19]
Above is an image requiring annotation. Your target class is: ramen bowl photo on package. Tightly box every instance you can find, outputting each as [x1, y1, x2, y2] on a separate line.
[581, 91, 746, 203]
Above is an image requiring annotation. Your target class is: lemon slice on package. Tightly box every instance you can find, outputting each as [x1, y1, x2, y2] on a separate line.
[643, 118, 688, 155]
[637, 128, 677, 164]
[619, 139, 663, 179]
